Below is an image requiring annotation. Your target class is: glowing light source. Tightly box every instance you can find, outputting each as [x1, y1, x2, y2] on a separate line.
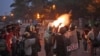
[10, 13, 14, 17]
[52, 14, 71, 28]
[37, 13, 40, 19]
[52, 4, 56, 10]
[17, 20, 21, 23]
[2, 16, 6, 20]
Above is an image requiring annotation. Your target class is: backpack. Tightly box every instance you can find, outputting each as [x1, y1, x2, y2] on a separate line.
[0, 39, 6, 51]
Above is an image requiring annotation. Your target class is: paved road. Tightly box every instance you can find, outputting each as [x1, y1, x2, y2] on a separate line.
[38, 37, 46, 56]
[38, 39, 100, 56]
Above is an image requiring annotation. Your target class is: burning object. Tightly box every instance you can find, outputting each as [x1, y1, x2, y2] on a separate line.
[51, 13, 71, 32]
[52, 14, 71, 28]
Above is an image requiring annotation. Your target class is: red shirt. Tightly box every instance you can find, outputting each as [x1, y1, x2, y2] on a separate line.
[5, 32, 13, 52]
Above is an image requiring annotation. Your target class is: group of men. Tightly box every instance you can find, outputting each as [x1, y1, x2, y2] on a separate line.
[0, 24, 41, 56]
[0, 22, 100, 56]
[44, 23, 100, 56]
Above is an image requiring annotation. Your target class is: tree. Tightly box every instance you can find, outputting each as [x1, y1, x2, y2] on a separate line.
[86, 0, 100, 25]
[10, 0, 30, 19]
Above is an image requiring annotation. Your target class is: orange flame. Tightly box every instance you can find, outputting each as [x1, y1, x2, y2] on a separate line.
[52, 14, 71, 28]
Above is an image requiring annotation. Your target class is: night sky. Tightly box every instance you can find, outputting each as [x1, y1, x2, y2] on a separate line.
[0, 0, 13, 16]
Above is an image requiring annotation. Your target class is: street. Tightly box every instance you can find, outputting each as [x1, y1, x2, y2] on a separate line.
[38, 38, 100, 56]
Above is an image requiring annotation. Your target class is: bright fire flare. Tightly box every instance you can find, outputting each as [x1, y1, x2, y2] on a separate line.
[52, 14, 71, 28]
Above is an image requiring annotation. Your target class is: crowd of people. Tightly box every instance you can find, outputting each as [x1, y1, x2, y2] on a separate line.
[0, 24, 41, 56]
[0, 22, 100, 56]
[43, 23, 100, 56]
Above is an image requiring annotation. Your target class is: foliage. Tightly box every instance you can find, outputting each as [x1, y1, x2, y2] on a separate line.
[10, 0, 30, 19]
[10, 0, 100, 20]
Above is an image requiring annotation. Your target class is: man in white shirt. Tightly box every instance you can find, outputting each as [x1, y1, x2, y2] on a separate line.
[87, 24, 100, 56]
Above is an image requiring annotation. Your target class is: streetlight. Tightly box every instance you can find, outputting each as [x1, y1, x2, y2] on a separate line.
[10, 13, 14, 17]
[52, 4, 56, 10]
[10, 13, 14, 22]
[37, 13, 40, 19]
[2, 16, 6, 21]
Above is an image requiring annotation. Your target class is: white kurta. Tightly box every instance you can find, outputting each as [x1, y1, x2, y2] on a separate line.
[87, 29, 100, 41]
[24, 38, 35, 55]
